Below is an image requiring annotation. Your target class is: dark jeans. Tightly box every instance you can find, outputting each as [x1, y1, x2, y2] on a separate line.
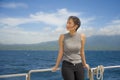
[61, 60, 84, 80]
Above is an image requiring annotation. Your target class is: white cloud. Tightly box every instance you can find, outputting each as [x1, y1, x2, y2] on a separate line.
[0, 25, 57, 44]
[98, 19, 120, 36]
[78, 27, 96, 37]
[81, 17, 95, 26]
[79, 19, 120, 37]
[0, 18, 31, 26]
[0, 2, 28, 8]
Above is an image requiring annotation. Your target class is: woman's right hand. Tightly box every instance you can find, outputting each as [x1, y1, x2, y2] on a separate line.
[52, 66, 58, 72]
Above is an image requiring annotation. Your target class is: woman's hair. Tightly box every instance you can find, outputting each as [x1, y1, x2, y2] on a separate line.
[68, 16, 81, 31]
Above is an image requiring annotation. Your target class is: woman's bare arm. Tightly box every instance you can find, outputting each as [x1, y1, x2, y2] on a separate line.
[80, 33, 87, 67]
[52, 34, 64, 71]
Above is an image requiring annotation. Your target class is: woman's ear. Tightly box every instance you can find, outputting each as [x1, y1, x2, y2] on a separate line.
[74, 25, 78, 30]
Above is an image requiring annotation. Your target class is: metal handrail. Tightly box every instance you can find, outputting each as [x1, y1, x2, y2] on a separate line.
[91, 65, 120, 70]
[0, 73, 28, 80]
[0, 65, 119, 80]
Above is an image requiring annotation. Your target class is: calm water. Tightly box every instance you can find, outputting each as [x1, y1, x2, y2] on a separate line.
[0, 50, 120, 80]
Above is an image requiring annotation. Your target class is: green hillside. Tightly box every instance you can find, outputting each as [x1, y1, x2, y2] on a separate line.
[0, 35, 120, 51]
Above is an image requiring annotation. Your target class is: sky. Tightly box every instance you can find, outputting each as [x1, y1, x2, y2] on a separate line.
[0, 0, 120, 44]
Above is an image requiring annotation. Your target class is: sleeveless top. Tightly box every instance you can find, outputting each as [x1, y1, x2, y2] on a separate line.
[62, 32, 82, 64]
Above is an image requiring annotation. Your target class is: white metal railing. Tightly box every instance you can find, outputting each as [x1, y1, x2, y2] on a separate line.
[0, 73, 28, 79]
[0, 65, 120, 80]
[91, 65, 120, 70]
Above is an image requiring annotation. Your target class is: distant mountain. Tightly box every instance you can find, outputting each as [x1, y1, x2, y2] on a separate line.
[85, 35, 120, 50]
[0, 35, 120, 50]
[0, 41, 58, 50]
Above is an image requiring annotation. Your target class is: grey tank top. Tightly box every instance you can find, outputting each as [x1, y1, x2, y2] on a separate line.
[62, 32, 82, 64]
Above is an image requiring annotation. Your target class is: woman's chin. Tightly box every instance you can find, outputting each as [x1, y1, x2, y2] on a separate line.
[66, 29, 73, 32]
[66, 29, 71, 31]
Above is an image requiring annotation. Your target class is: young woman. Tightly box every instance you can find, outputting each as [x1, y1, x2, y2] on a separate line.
[52, 16, 89, 80]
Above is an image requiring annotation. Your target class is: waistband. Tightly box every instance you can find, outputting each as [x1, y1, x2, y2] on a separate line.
[63, 60, 82, 66]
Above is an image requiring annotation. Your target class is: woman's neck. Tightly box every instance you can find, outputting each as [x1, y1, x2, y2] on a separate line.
[69, 31, 76, 36]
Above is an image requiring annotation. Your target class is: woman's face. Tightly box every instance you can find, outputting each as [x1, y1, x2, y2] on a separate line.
[66, 19, 77, 31]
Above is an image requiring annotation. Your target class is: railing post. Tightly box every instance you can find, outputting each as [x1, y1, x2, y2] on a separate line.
[27, 73, 31, 80]
[25, 74, 27, 80]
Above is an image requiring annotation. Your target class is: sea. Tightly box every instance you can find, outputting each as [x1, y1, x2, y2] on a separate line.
[0, 50, 120, 80]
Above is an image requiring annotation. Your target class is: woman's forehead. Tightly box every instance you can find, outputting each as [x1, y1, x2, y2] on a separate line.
[67, 18, 73, 23]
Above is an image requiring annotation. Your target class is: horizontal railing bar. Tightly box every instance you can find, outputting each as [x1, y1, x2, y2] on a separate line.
[91, 65, 120, 70]
[0, 73, 27, 78]
[104, 65, 120, 69]
[29, 68, 60, 73]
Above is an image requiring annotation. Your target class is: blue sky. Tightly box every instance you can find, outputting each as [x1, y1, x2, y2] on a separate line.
[0, 0, 120, 44]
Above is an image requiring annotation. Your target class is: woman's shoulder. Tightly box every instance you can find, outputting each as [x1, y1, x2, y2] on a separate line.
[59, 34, 64, 40]
[80, 33, 86, 37]
[59, 33, 70, 40]
[76, 32, 85, 37]
[60, 33, 69, 37]
[79, 33, 86, 41]
[63, 32, 69, 35]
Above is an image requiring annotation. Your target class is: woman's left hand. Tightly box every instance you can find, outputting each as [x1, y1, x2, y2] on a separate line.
[84, 64, 90, 70]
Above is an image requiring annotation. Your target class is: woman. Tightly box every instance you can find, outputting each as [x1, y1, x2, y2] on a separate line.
[52, 16, 89, 80]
